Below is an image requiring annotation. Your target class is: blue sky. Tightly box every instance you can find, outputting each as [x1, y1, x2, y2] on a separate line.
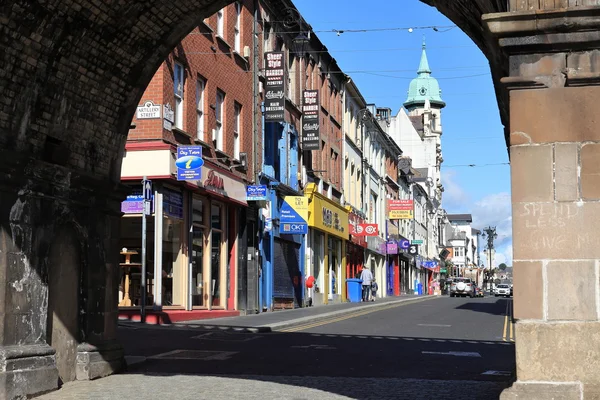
[294, 0, 513, 265]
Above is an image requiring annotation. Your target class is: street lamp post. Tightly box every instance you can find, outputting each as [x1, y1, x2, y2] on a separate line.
[482, 226, 497, 291]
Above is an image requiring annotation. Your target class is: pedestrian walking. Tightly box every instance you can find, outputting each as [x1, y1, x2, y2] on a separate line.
[371, 280, 378, 301]
[360, 267, 374, 302]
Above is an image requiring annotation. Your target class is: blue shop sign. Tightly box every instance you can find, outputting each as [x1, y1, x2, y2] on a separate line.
[176, 146, 204, 181]
[246, 185, 267, 201]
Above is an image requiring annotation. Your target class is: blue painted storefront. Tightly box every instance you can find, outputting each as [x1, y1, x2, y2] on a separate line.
[258, 119, 305, 311]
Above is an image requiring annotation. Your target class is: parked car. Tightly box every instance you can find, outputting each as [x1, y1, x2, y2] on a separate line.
[494, 283, 511, 297]
[450, 278, 475, 298]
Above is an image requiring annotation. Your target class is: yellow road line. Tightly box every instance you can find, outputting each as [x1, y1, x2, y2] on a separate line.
[502, 299, 509, 342]
[509, 300, 515, 342]
[279, 297, 436, 333]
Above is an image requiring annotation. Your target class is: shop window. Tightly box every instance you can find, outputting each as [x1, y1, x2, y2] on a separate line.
[162, 188, 184, 306]
[192, 197, 205, 306]
[211, 203, 225, 307]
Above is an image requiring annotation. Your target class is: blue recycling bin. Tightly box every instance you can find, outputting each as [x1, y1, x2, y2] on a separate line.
[417, 283, 423, 296]
[347, 278, 363, 302]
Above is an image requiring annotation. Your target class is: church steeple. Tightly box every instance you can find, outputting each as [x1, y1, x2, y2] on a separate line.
[403, 36, 445, 111]
[417, 37, 431, 75]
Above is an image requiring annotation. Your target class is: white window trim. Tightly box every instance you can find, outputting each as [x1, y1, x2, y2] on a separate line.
[217, 8, 224, 38]
[196, 78, 205, 141]
[234, 2, 241, 53]
[233, 103, 241, 160]
[174, 62, 184, 129]
[215, 90, 225, 151]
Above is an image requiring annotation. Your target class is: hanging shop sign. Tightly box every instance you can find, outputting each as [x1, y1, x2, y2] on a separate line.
[386, 241, 398, 254]
[301, 89, 320, 150]
[347, 211, 367, 247]
[246, 185, 268, 201]
[280, 196, 308, 234]
[350, 223, 379, 237]
[264, 51, 285, 122]
[176, 146, 204, 181]
[388, 199, 414, 220]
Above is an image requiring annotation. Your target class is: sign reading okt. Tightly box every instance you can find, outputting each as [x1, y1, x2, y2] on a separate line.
[176, 146, 204, 181]
[280, 196, 308, 234]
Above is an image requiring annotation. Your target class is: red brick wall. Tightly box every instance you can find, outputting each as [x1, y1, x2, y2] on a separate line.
[128, 0, 256, 182]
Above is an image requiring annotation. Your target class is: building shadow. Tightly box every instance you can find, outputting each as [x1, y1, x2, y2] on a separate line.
[110, 323, 515, 399]
[454, 298, 512, 316]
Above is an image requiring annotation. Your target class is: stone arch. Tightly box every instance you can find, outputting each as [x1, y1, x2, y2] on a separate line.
[45, 224, 82, 385]
[2, 0, 600, 399]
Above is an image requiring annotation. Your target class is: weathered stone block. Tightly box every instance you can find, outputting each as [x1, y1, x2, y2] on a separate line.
[515, 321, 600, 382]
[512, 202, 600, 260]
[581, 143, 600, 200]
[510, 145, 553, 202]
[547, 260, 597, 321]
[510, 87, 600, 144]
[76, 341, 125, 381]
[554, 143, 579, 201]
[501, 381, 582, 400]
[0, 344, 58, 400]
[513, 261, 543, 320]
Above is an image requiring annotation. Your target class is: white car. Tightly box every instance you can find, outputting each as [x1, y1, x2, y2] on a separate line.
[495, 284, 511, 297]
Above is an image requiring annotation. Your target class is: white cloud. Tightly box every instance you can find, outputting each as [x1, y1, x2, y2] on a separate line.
[441, 170, 470, 209]
[472, 192, 512, 249]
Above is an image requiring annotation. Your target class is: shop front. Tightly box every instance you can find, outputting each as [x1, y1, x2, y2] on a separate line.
[366, 235, 386, 298]
[347, 208, 368, 280]
[386, 221, 403, 297]
[260, 190, 305, 311]
[119, 147, 248, 321]
[305, 183, 348, 305]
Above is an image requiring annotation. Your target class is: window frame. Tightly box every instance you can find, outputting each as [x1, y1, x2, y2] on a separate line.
[196, 77, 206, 141]
[233, 102, 241, 160]
[216, 8, 224, 38]
[234, 2, 241, 52]
[214, 90, 225, 151]
[174, 62, 185, 129]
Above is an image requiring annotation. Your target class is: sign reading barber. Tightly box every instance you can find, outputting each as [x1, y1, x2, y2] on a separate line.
[302, 89, 320, 151]
[264, 51, 285, 122]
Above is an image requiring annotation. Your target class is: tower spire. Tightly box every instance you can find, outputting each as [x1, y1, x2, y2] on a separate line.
[417, 36, 431, 75]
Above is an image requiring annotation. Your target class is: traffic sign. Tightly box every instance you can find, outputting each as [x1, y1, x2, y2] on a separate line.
[411, 240, 423, 245]
[143, 179, 152, 201]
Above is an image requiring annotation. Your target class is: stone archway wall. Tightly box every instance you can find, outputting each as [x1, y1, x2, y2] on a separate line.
[2, 0, 600, 398]
[426, 1, 600, 399]
[1, 1, 237, 398]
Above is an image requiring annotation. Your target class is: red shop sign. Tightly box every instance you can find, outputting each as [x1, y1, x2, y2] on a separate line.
[350, 223, 379, 237]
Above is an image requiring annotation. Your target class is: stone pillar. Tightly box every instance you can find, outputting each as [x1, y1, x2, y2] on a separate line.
[0, 153, 126, 399]
[484, 8, 600, 400]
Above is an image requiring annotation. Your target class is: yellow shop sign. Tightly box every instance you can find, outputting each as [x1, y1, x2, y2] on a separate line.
[308, 196, 349, 239]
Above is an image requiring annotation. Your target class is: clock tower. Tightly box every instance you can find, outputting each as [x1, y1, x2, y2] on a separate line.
[403, 38, 445, 135]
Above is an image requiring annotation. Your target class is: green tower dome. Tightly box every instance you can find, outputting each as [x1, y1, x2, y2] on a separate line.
[403, 39, 445, 110]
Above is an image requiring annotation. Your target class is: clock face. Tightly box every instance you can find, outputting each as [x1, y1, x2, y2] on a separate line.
[419, 86, 427, 95]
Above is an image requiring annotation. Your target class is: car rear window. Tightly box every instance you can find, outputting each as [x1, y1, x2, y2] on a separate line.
[497, 284, 509, 288]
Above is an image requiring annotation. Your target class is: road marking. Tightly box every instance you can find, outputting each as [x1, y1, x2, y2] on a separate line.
[291, 344, 336, 350]
[418, 324, 451, 327]
[482, 370, 512, 376]
[502, 299, 515, 342]
[422, 351, 481, 358]
[278, 297, 438, 333]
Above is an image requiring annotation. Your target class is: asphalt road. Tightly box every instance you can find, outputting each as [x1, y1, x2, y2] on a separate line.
[40, 296, 515, 400]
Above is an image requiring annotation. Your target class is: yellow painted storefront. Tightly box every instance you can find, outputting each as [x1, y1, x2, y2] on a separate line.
[305, 183, 349, 303]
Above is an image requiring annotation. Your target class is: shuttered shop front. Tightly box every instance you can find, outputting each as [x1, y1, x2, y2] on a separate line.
[272, 239, 301, 309]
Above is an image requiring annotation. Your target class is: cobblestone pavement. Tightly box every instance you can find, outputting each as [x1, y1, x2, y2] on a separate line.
[37, 374, 508, 400]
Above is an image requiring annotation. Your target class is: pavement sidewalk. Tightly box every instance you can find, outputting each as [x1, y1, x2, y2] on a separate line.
[163, 294, 440, 332]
